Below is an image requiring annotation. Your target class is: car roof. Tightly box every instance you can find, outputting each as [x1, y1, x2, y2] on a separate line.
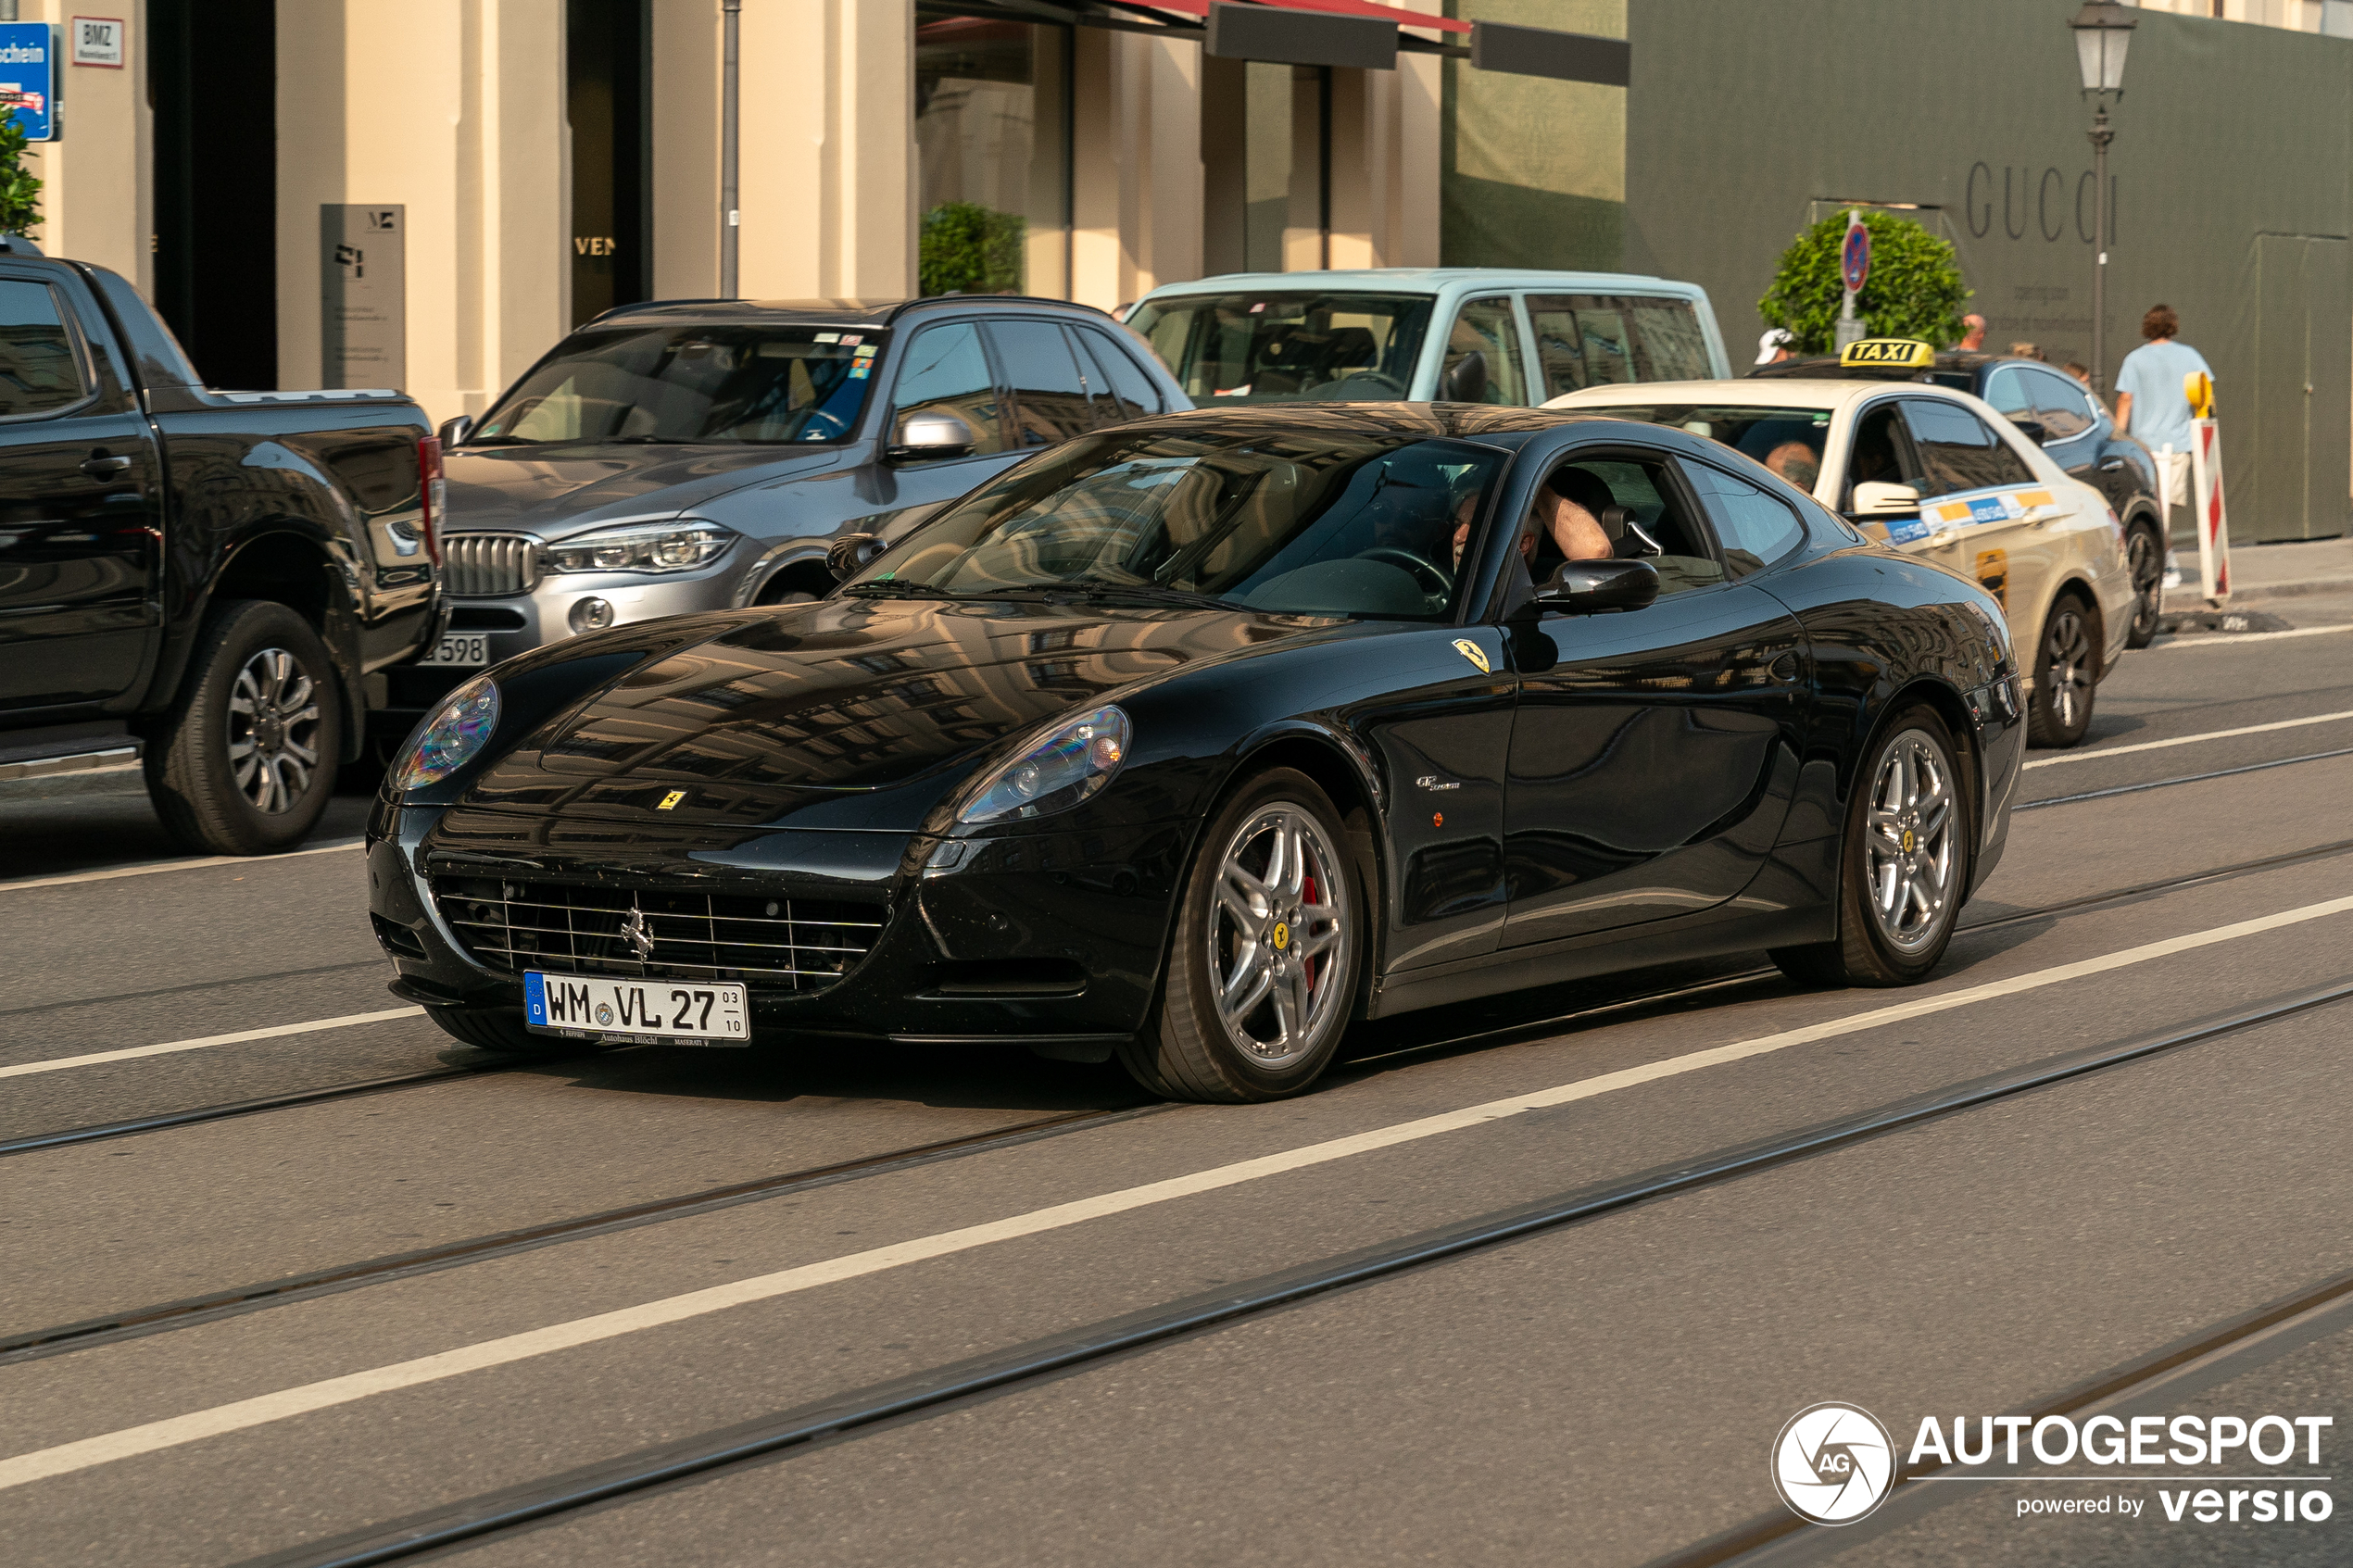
[580, 295, 1120, 331]
[1550, 379, 1918, 413]
[1086, 401, 1702, 447]
[1132, 268, 1711, 303]
[1749, 349, 2045, 386]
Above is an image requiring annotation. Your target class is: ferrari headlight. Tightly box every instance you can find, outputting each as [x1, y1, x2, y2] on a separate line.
[396, 674, 500, 791]
[545, 520, 735, 574]
[959, 706, 1130, 825]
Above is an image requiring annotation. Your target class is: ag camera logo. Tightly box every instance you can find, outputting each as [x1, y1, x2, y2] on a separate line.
[1773, 1402, 1897, 1524]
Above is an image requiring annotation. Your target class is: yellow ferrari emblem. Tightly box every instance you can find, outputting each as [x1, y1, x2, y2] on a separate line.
[1271, 922, 1290, 950]
[1901, 828, 1916, 854]
[1452, 639, 1490, 674]
[657, 789, 686, 810]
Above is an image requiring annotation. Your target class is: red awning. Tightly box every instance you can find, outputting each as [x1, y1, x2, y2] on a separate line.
[1127, 0, 1470, 37]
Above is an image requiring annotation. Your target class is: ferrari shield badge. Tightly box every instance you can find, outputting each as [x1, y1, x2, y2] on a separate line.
[657, 789, 686, 810]
[1451, 639, 1491, 674]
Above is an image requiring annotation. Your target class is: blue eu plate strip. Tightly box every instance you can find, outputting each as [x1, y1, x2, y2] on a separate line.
[524, 972, 547, 1026]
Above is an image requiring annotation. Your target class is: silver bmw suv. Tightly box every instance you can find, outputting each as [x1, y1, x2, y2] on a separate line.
[383, 295, 1188, 734]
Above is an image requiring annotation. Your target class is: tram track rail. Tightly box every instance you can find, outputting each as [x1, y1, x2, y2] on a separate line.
[233, 974, 2353, 1568]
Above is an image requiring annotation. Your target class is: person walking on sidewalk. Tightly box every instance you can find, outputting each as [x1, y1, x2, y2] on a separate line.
[2115, 304, 2213, 533]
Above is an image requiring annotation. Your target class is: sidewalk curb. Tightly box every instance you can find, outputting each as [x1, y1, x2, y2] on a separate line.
[2162, 573, 2353, 612]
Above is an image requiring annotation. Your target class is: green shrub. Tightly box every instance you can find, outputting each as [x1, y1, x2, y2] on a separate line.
[0, 109, 42, 237]
[1759, 212, 1969, 355]
[919, 202, 1024, 297]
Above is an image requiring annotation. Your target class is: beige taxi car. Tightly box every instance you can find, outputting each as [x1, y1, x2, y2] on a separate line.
[1548, 343, 2134, 746]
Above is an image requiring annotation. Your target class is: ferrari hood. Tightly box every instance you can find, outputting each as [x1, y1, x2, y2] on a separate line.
[459, 596, 1339, 833]
[443, 445, 839, 538]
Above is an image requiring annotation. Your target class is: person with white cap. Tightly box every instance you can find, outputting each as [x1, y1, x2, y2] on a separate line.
[1755, 328, 1793, 366]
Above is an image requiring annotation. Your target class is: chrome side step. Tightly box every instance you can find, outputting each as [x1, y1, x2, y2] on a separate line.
[0, 743, 145, 801]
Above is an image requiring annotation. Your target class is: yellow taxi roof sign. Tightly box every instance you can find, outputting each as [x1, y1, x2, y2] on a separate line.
[1839, 338, 1936, 370]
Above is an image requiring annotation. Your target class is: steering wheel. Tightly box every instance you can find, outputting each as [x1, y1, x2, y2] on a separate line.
[1358, 546, 1453, 604]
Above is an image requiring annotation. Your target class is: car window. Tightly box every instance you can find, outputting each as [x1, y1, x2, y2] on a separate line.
[1681, 462, 1806, 577]
[1438, 295, 1528, 405]
[988, 319, 1097, 446]
[1074, 326, 1164, 420]
[1844, 401, 1920, 507]
[2020, 365, 2097, 440]
[889, 321, 1009, 458]
[855, 429, 1511, 621]
[1524, 458, 1725, 598]
[1526, 294, 1712, 395]
[0, 280, 88, 415]
[1901, 398, 2036, 495]
[1124, 290, 1432, 403]
[1982, 366, 2033, 419]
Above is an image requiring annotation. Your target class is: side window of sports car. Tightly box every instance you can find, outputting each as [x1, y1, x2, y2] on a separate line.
[1682, 462, 1806, 578]
[890, 322, 1010, 458]
[1901, 397, 2036, 496]
[1536, 459, 1725, 597]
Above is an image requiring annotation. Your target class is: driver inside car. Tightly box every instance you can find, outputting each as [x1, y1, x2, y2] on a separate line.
[1452, 465, 1626, 571]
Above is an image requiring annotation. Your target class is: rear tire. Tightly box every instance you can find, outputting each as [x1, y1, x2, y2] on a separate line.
[425, 1003, 603, 1056]
[1771, 708, 1968, 988]
[146, 599, 344, 856]
[1119, 768, 1365, 1103]
[2027, 594, 2096, 748]
[2123, 522, 2163, 649]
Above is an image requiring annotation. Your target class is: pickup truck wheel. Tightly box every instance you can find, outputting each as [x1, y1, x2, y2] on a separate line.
[146, 599, 343, 855]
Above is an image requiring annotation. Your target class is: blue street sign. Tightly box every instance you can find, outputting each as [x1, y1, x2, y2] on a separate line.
[0, 24, 55, 143]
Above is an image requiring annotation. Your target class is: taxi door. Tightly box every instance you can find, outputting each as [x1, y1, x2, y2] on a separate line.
[1894, 397, 2068, 634]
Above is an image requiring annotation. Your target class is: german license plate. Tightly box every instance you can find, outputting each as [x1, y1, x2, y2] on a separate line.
[523, 972, 750, 1045]
[418, 633, 491, 667]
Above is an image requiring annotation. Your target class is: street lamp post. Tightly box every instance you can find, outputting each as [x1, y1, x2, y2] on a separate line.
[2069, 2, 2136, 395]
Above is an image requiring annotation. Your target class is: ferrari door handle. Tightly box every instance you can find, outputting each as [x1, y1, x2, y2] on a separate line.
[82, 452, 132, 479]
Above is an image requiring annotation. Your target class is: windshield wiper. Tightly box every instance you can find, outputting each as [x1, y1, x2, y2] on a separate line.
[1047, 579, 1248, 611]
[842, 579, 957, 600]
[459, 435, 537, 447]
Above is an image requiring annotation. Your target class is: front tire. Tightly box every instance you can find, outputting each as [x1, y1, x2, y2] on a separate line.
[2027, 594, 2096, 748]
[1771, 709, 1968, 988]
[1120, 769, 1365, 1103]
[146, 599, 344, 856]
[2123, 522, 2163, 649]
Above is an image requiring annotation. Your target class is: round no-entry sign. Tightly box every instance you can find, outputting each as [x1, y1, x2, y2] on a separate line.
[1842, 221, 1871, 295]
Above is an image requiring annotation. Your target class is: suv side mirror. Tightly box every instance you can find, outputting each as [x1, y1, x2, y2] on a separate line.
[887, 413, 978, 464]
[825, 532, 887, 581]
[437, 414, 474, 448]
[1529, 558, 1659, 615]
[1849, 482, 1921, 517]
[1440, 351, 1488, 405]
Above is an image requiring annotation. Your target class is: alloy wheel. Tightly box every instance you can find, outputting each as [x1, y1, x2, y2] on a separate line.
[1207, 803, 1351, 1068]
[2127, 530, 2161, 639]
[227, 646, 323, 813]
[2043, 608, 2093, 732]
[1864, 729, 1957, 953]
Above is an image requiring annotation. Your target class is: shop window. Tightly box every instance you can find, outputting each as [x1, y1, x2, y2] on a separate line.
[915, 13, 1071, 298]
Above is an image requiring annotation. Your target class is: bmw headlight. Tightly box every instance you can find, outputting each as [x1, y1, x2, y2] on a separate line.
[545, 520, 736, 574]
[959, 706, 1130, 825]
[396, 674, 500, 791]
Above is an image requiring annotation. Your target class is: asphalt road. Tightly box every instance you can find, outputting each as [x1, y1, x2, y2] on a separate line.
[2, 606, 2348, 1568]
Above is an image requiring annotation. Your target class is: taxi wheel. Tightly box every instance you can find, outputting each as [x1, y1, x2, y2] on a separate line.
[2123, 523, 2164, 649]
[424, 1004, 607, 1057]
[1771, 708, 1967, 989]
[2028, 595, 2097, 748]
[1122, 769, 1365, 1103]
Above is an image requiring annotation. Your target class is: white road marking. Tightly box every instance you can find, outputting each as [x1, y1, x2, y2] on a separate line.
[2153, 622, 2353, 650]
[0, 1008, 423, 1081]
[0, 839, 363, 895]
[2023, 709, 2353, 769]
[5, 891, 2352, 1490]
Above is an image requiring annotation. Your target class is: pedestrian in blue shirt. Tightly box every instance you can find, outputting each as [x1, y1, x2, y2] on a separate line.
[2115, 304, 2212, 517]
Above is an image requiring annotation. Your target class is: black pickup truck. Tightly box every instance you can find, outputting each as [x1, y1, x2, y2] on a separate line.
[0, 241, 441, 855]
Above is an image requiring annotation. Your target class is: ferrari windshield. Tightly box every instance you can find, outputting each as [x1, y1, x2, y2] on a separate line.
[849, 427, 1509, 621]
[472, 324, 883, 445]
[1590, 403, 1837, 493]
[1126, 292, 1435, 404]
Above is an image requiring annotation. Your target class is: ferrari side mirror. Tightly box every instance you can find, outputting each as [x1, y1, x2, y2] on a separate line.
[1850, 482, 1921, 517]
[826, 532, 887, 581]
[1530, 558, 1659, 615]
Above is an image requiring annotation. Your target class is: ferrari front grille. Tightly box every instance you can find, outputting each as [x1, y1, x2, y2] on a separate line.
[441, 533, 541, 597]
[433, 876, 885, 991]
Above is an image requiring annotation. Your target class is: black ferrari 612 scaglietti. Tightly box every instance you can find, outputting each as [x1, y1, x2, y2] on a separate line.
[367, 405, 2024, 1102]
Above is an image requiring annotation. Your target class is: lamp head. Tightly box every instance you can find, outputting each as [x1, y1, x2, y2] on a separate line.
[2069, 1, 2135, 99]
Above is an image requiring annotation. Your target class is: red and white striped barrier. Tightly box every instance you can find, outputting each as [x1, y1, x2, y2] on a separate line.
[2189, 417, 2231, 604]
